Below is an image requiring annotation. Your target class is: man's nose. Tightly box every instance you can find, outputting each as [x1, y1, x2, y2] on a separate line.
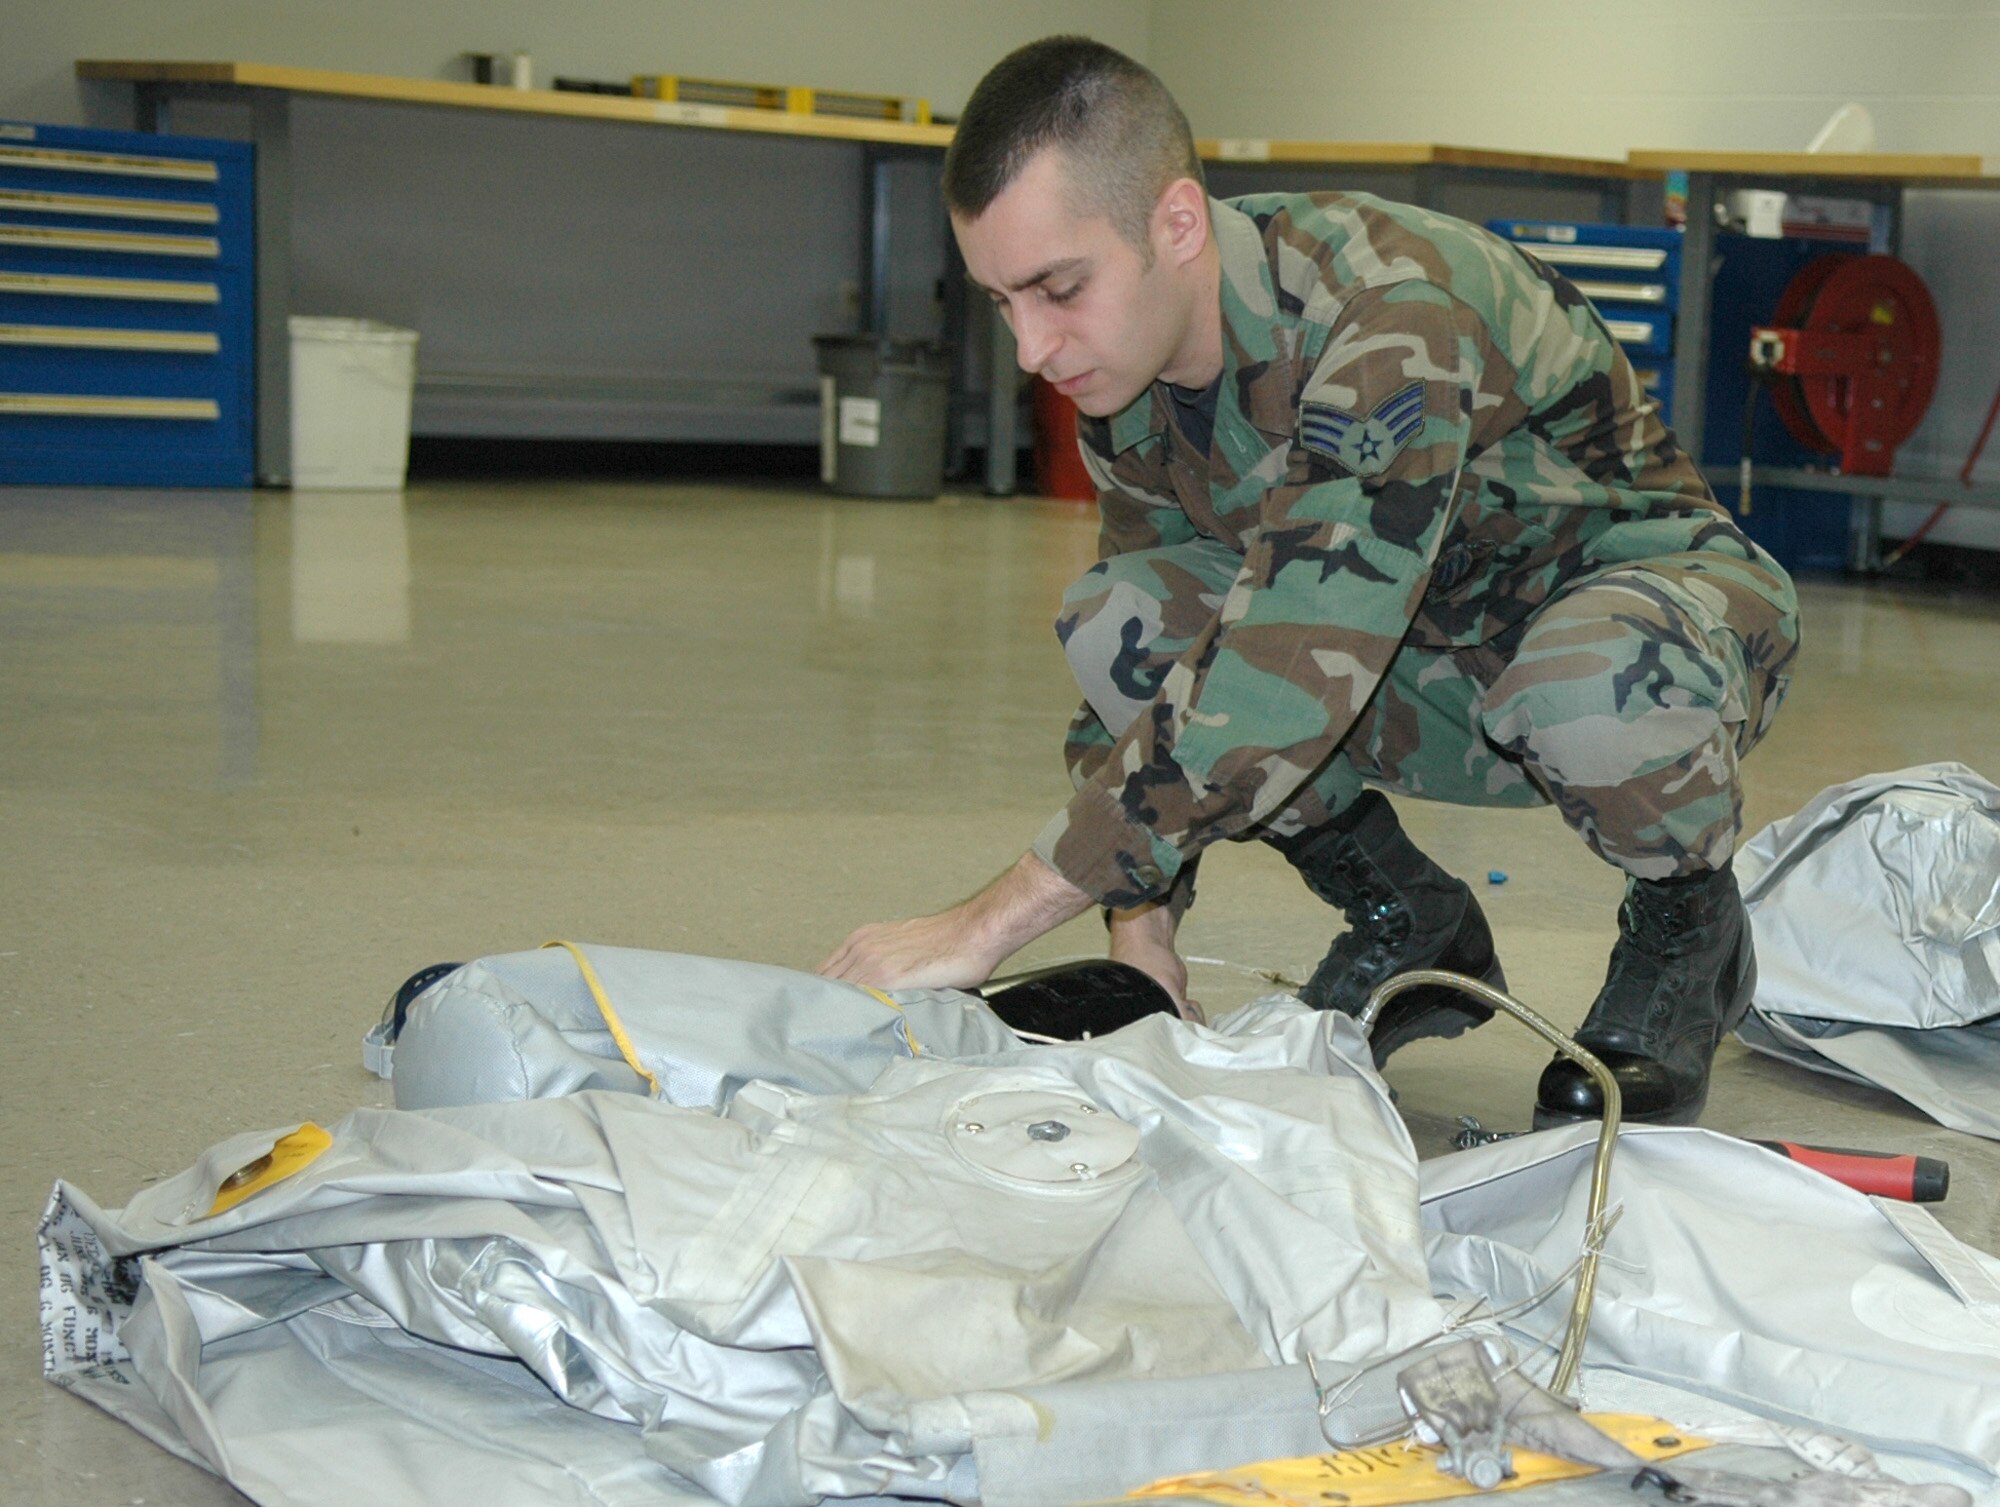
[1012, 306, 1060, 374]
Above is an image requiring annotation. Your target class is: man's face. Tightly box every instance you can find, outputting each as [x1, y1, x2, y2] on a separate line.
[952, 150, 1192, 417]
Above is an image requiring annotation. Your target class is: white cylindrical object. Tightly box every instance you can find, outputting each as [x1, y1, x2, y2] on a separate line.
[1726, 189, 1788, 239]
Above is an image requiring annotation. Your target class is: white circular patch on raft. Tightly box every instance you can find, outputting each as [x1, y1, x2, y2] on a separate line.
[947, 1090, 1141, 1187]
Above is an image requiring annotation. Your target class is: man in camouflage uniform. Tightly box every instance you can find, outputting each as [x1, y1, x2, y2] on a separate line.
[822, 36, 1797, 1126]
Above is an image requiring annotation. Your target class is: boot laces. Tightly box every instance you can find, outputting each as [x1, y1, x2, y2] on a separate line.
[1623, 884, 1720, 951]
[1326, 899, 1411, 981]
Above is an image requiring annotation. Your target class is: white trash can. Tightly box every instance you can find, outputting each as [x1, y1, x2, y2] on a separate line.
[289, 316, 419, 490]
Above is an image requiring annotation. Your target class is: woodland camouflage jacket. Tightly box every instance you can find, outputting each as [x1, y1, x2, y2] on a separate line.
[1034, 191, 1791, 907]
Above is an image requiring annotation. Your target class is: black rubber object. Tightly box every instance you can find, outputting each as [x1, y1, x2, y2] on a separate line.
[980, 960, 1179, 1040]
[385, 961, 466, 1041]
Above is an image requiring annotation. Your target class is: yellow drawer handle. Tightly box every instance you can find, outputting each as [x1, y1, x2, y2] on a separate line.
[0, 392, 220, 420]
[0, 324, 219, 353]
[0, 187, 219, 224]
[0, 224, 220, 258]
[0, 144, 219, 181]
[0, 271, 219, 303]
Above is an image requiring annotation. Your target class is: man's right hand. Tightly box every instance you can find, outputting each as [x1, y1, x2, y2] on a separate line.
[1108, 903, 1203, 1024]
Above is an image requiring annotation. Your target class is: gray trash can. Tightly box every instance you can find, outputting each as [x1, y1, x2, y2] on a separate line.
[813, 335, 951, 499]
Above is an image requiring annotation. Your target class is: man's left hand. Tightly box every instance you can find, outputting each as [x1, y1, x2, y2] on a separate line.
[818, 851, 1093, 992]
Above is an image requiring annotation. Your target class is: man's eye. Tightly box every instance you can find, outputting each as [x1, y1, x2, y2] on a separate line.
[1045, 284, 1082, 305]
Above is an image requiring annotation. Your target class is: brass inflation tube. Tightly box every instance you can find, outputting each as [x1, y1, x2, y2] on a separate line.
[1359, 970, 1622, 1399]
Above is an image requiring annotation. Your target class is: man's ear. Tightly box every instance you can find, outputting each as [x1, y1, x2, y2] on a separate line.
[1155, 177, 1210, 269]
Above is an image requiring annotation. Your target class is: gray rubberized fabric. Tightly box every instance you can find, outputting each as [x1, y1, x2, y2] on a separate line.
[40, 952, 2000, 1507]
[1394, 1338, 1970, 1507]
[1422, 1123, 2000, 1479]
[1658, 1462, 1971, 1507]
[955, 1365, 1329, 1507]
[44, 990, 1443, 1507]
[387, 944, 1021, 1111]
[1734, 764, 2000, 1135]
[1580, 1373, 2000, 1505]
[1738, 1009, 2000, 1140]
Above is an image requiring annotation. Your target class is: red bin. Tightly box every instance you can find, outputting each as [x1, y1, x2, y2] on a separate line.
[1032, 377, 1097, 502]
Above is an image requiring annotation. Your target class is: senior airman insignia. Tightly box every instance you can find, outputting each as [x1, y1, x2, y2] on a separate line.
[1299, 382, 1427, 477]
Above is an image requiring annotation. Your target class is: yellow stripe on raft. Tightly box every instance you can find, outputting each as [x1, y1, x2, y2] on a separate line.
[541, 941, 663, 1095]
[857, 984, 923, 1056]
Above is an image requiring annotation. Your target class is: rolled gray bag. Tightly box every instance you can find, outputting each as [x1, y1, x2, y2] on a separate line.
[364, 942, 1023, 1112]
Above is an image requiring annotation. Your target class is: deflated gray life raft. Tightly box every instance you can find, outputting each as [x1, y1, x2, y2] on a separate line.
[37, 945, 2000, 1507]
[1736, 762, 2000, 1138]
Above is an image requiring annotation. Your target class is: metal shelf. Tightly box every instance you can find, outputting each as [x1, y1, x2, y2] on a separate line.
[1704, 463, 2000, 512]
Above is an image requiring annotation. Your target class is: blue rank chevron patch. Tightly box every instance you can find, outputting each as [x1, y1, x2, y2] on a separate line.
[1299, 381, 1427, 477]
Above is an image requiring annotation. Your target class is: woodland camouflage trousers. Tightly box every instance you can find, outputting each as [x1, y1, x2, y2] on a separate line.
[1059, 536, 1798, 897]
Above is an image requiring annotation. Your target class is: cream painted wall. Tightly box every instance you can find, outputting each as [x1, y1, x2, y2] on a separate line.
[1147, 0, 2000, 159]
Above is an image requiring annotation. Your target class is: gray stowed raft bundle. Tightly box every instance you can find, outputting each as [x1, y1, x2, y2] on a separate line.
[1735, 762, 2000, 1137]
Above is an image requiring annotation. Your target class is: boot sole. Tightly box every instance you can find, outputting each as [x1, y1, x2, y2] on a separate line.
[1531, 1090, 1707, 1132]
[1365, 955, 1507, 1066]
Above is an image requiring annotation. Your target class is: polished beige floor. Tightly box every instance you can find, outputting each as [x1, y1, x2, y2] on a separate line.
[5, 479, 2000, 1504]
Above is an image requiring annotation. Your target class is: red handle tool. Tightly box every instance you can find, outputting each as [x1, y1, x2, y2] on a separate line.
[1750, 1140, 1949, 1203]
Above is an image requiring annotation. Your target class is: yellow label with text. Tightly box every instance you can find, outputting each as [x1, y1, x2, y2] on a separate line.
[207, 1123, 333, 1216]
[1120, 1415, 1706, 1507]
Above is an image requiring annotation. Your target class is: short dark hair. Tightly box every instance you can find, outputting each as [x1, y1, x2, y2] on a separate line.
[943, 36, 1204, 252]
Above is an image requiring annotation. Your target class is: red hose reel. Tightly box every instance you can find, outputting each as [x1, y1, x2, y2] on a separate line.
[1749, 253, 1942, 477]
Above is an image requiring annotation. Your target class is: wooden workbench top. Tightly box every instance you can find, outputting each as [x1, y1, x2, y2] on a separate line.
[1198, 137, 1657, 179]
[1628, 148, 1988, 183]
[76, 63, 1663, 178]
[75, 60, 955, 148]
[105, 65, 1994, 189]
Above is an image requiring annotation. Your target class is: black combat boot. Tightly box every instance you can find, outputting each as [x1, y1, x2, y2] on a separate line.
[1268, 790, 1504, 1066]
[1533, 863, 1756, 1128]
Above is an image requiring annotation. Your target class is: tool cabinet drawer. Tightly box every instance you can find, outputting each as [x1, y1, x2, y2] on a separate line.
[0, 121, 253, 485]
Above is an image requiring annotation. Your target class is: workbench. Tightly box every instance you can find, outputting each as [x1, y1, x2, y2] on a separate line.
[77, 61, 950, 485]
[1627, 149, 2000, 567]
[1197, 138, 1660, 225]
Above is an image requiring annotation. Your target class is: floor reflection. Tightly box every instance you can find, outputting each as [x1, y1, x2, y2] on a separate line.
[290, 491, 411, 645]
[0, 486, 258, 789]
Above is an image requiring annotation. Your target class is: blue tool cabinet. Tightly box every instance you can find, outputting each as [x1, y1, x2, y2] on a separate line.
[1486, 219, 1682, 425]
[0, 121, 254, 486]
